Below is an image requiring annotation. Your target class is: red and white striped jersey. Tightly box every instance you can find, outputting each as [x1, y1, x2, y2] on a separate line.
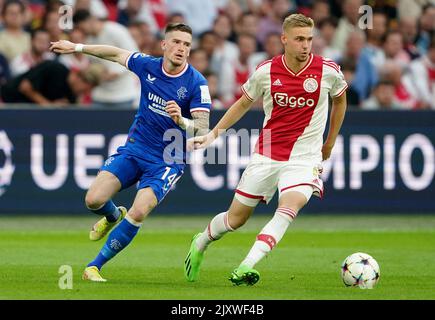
[241, 53, 347, 162]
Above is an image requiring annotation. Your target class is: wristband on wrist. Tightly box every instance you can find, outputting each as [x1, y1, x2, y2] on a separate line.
[75, 43, 84, 53]
[179, 117, 194, 131]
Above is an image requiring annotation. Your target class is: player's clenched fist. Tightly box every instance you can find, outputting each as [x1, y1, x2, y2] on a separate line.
[165, 100, 182, 125]
[49, 40, 77, 54]
[187, 132, 215, 151]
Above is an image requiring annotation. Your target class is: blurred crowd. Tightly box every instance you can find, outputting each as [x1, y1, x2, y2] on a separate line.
[0, 0, 434, 110]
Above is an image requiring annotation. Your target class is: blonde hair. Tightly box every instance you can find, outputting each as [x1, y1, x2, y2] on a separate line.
[78, 63, 106, 87]
[282, 14, 314, 31]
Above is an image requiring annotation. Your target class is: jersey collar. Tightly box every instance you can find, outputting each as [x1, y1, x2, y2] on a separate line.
[162, 61, 189, 78]
[281, 53, 313, 77]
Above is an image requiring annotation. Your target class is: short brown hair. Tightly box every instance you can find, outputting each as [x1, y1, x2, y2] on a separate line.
[282, 14, 314, 31]
[164, 23, 193, 35]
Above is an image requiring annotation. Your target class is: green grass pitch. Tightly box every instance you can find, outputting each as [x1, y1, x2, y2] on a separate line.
[0, 214, 434, 300]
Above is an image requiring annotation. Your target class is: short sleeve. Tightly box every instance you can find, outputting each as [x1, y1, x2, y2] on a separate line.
[241, 68, 263, 102]
[125, 52, 152, 77]
[330, 69, 348, 98]
[189, 77, 212, 113]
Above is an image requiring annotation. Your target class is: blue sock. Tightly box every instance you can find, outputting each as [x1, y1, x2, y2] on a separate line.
[90, 200, 120, 222]
[87, 218, 140, 270]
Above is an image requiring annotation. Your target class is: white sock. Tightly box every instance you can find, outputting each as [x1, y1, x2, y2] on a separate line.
[241, 207, 297, 268]
[196, 212, 233, 252]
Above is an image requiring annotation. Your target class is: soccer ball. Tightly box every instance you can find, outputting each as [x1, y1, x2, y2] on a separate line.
[341, 252, 380, 289]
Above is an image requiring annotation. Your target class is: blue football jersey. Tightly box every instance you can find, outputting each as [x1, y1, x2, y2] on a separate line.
[117, 52, 211, 164]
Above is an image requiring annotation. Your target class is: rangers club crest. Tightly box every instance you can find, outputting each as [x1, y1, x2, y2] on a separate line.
[177, 86, 187, 100]
[303, 77, 318, 93]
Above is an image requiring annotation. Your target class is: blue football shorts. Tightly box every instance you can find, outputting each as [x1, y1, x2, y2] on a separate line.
[100, 152, 184, 203]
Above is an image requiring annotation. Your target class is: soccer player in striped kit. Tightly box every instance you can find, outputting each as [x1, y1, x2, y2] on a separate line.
[184, 13, 348, 286]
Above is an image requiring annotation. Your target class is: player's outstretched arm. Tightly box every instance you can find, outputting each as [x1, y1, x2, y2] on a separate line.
[49, 40, 132, 66]
[191, 94, 253, 149]
[322, 92, 347, 160]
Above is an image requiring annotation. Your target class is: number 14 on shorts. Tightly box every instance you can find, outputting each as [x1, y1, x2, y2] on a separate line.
[161, 167, 182, 192]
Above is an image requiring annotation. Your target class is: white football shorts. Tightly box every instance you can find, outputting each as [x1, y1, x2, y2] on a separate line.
[235, 153, 324, 207]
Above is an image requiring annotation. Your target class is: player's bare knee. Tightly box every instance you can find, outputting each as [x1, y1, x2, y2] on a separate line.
[84, 191, 106, 210]
[128, 202, 156, 222]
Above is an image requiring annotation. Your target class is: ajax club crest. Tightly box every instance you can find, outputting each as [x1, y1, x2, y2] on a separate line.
[303, 77, 318, 93]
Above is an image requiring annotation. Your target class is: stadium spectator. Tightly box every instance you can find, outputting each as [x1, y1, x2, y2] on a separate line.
[398, 16, 421, 60]
[203, 70, 225, 110]
[309, 0, 331, 24]
[415, 4, 435, 55]
[0, 0, 432, 112]
[0, 60, 104, 105]
[382, 30, 411, 71]
[211, 13, 239, 60]
[244, 0, 264, 14]
[0, 0, 30, 62]
[10, 28, 55, 76]
[0, 52, 11, 92]
[210, 14, 239, 94]
[127, 21, 157, 55]
[149, 32, 164, 57]
[222, 0, 244, 28]
[117, 0, 165, 34]
[166, 11, 185, 25]
[256, 0, 293, 46]
[63, 0, 109, 20]
[73, 9, 139, 108]
[58, 28, 91, 72]
[42, 8, 68, 42]
[331, 0, 365, 53]
[317, 17, 341, 61]
[361, 11, 388, 71]
[311, 33, 327, 57]
[197, 30, 216, 56]
[235, 11, 258, 38]
[249, 32, 284, 73]
[220, 33, 257, 106]
[25, 0, 45, 30]
[188, 48, 209, 74]
[361, 80, 397, 110]
[340, 58, 360, 107]
[166, 0, 217, 36]
[341, 31, 378, 103]
[58, 28, 93, 105]
[44, 0, 65, 13]
[0, 0, 3, 26]
[234, 11, 262, 51]
[381, 61, 421, 110]
[397, 0, 427, 19]
[405, 35, 435, 109]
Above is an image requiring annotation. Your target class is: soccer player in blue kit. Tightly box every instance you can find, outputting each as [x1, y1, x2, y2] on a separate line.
[50, 23, 211, 282]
